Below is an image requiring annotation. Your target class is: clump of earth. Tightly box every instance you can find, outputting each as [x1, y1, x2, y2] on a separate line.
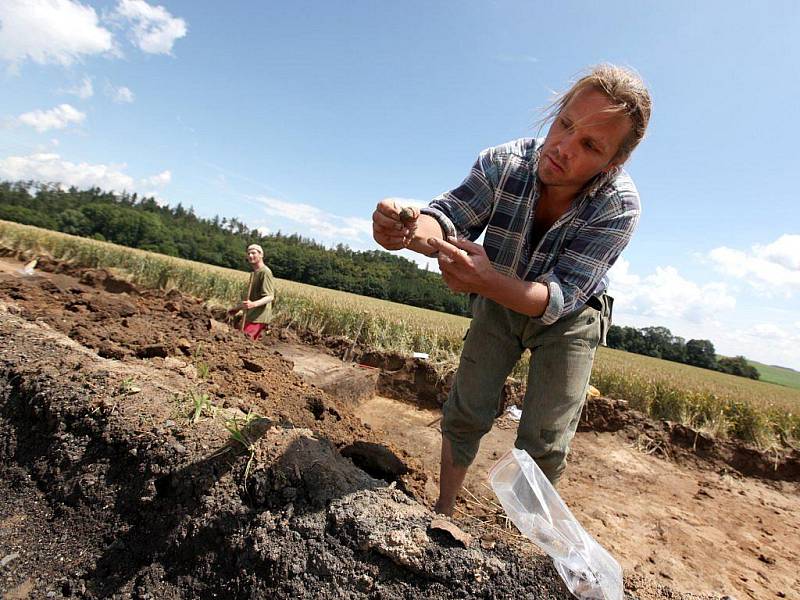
[0, 255, 797, 599]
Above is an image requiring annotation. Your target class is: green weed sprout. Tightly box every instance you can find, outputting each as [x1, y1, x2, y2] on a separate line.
[196, 361, 211, 380]
[186, 390, 215, 423]
[224, 411, 265, 485]
[118, 377, 141, 395]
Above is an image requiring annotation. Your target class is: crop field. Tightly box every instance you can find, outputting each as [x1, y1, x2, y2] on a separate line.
[2, 219, 798, 446]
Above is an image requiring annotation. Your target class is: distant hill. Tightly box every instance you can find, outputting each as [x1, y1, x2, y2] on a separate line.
[747, 360, 800, 390]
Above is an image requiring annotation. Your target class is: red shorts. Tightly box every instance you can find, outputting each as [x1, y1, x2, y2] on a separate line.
[242, 322, 266, 340]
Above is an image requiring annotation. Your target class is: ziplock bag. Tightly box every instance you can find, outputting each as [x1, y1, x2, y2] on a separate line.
[489, 449, 623, 600]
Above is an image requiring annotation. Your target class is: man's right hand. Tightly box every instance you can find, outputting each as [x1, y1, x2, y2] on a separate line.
[372, 199, 419, 250]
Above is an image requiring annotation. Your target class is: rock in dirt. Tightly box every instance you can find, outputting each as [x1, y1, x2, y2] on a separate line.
[242, 358, 265, 372]
[208, 318, 230, 334]
[430, 518, 472, 548]
[136, 343, 171, 358]
[1, 552, 20, 569]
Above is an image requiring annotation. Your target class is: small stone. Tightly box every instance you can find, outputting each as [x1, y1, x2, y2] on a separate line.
[0, 552, 20, 568]
[242, 358, 264, 372]
[136, 343, 170, 359]
[355, 573, 374, 592]
[480, 536, 496, 550]
[399, 207, 416, 223]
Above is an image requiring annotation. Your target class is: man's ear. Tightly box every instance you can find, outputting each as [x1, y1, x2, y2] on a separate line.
[606, 154, 627, 173]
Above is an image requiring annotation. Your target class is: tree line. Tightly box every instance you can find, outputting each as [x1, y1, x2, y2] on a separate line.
[606, 325, 759, 379]
[0, 181, 469, 315]
[0, 180, 758, 379]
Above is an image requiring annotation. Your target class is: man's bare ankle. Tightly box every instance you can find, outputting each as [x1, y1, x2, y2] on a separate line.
[433, 499, 454, 516]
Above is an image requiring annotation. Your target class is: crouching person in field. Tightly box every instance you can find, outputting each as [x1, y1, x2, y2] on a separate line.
[228, 244, 275, 341]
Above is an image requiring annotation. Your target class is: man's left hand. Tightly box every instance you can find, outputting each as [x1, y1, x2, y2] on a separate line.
[242, 300, 255, 310]
[428, 237, 496, 294]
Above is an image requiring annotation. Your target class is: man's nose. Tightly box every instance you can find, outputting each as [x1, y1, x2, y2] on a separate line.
[556, 132, 576, 160]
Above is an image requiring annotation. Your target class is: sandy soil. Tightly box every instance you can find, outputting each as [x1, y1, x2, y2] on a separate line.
[0, 255, 797, 599]
[354, 396, 798, 599]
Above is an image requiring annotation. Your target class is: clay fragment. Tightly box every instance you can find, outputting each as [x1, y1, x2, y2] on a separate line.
[430, 517, 472, 548]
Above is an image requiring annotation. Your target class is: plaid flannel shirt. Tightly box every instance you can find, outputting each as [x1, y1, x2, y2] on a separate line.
[421, 138, 640, 325]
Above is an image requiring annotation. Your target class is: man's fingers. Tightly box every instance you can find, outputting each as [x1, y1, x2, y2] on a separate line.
[373, 219, 408, 241]
[429, 237, 469, 264]
[376, 199, 402, 219]
[439, 265, 467, 293]
[447, 236, 482, 255]
[373, 209, 404, 230]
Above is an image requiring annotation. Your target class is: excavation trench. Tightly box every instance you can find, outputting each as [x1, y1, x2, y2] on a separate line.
[276, 339, 800, 490]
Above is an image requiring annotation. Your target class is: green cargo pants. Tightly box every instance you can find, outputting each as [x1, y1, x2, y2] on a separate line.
[441, 294, 612, 485]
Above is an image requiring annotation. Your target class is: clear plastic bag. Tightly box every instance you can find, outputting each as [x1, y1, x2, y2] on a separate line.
[489, 449, 623, 600]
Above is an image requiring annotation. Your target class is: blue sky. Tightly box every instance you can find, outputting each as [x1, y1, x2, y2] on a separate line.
[1, 1, 799, 369]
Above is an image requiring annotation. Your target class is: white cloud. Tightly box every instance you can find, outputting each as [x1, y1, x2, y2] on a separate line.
[64, 75, 94, 99]
[112, 85, 135, 103]
[254, 194, 439, 271]
[115, 0, 187, 55]
[708, 234, 800, 295]
[714, 322, 800, 371]
[382, 196, 428, 210]
[604, 258, 800, 368]
[255, 196, 372, 242]
[0, 0, 114, 70]
[0, 152, 133, 191]
[140, 170, 170, 187]
[141, 191, 168, 206]
[17, 104, 86, 132]
[756, 234, 800, 270]
[607, 258, 736, 323]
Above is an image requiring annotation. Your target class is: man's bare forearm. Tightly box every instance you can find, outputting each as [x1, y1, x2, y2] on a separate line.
[251, 295, 274, 308]
[405, 215, 446, 256]
[477, 270, 550, 318]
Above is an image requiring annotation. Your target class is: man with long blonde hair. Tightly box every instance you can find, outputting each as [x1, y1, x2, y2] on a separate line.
[372, 64, 651, 515]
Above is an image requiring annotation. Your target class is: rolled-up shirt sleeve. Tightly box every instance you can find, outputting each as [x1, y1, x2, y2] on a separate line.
[533, 194, 640, 325]
[421, 146, 500, 241]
